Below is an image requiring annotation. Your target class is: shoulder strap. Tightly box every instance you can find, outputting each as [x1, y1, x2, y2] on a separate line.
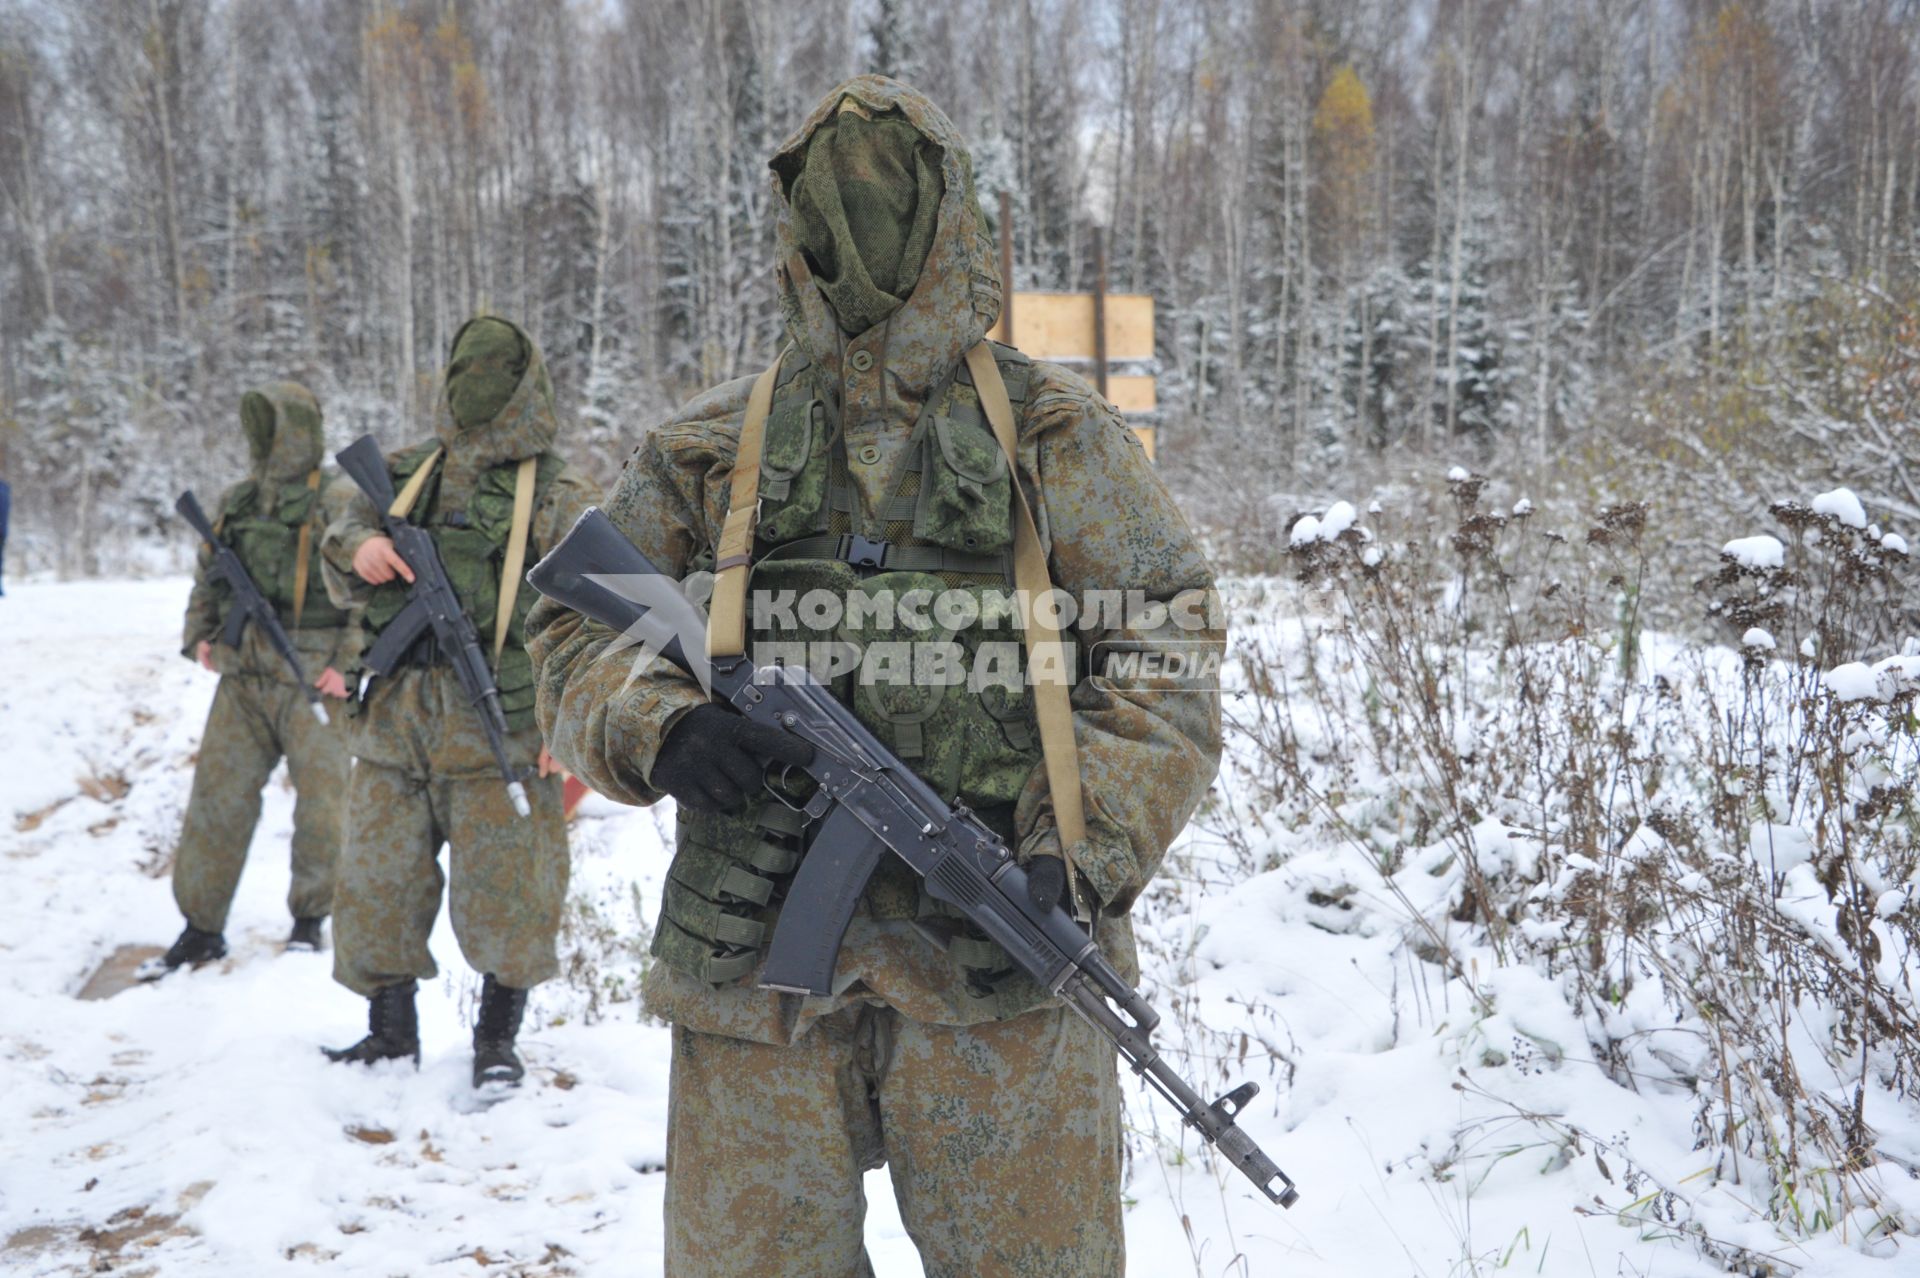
[963, 343, 1089, 885]
[493, 456, 539, 664]
[291, 467, 323, 627]
[389, 446, 443, 519]
[708, 354, 785, 660]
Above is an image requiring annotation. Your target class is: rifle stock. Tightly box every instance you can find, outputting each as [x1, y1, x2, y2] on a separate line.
[334, 435, 398, 513]
[527, 508, 1301, 1208]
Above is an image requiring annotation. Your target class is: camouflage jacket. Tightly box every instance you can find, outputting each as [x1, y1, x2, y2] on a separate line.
[184, 382, 359, 680]
[527, 77, 1223, 1045]
[320, 317, 595, 690]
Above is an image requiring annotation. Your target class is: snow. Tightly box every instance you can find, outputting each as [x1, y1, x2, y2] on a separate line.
[1877, 654, 1920, 691]
[1743, 627, 1777, 650]
[1511, 497, 1534, 516]
[0, 580, 910, 1276]
[1290, 500, 1357, 546]
[1446, 465, 1470, 482]
[1723, 534, 1786, 568]
[1751, 822, 1817, 874]
[1813, 487, 1869, 529]
[1884, 533, 1909, 555]
[1825, 661, 1891, 702]
[6, 578, 1916, 1277]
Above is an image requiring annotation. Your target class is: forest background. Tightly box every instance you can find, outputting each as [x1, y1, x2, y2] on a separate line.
[4, 0, 1918, 606]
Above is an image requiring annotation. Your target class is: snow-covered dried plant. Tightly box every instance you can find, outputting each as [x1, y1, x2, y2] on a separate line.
[1229, 471, 1920, 1261]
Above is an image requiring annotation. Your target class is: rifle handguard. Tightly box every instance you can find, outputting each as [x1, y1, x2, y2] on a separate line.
[528, 508, 1302, 1209]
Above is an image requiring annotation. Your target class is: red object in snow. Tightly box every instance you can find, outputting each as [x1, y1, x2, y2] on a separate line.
[563, 774, 591, 820]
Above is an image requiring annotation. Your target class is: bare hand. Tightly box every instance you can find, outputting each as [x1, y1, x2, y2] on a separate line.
[352, 535, 415, 585]
[537, 746, 562, 778]
[196, 639, 217, 672]
[314, 666, 350, 699]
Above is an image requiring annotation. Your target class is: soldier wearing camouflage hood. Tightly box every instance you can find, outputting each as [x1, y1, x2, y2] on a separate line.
[319, 316, 592, 1088]
[140, 382, 356, 979]
[528, 77, 1223, 1276]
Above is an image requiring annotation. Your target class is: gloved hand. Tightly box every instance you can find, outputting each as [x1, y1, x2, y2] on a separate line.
[1026, 853, 1069, 914]
[650, 703, 814, 813]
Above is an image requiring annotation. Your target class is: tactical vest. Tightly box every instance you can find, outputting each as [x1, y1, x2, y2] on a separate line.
[361, 442, 565, 732]
[217, 475, 348, 633]
[654, 344, 1049, 1002]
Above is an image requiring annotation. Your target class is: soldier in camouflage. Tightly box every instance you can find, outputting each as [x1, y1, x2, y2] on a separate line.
[319, 316, 593, 1088]
[528, 78, 1223, 1276]
[139, 382, 356, 980]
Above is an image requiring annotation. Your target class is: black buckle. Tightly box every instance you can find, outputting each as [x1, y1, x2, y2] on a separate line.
[840, 534, 890, 570]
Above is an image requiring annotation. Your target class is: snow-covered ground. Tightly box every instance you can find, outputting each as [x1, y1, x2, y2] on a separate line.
[0, 576, 1905, 1275]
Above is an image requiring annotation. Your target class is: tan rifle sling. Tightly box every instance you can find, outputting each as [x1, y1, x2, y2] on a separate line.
[377, 444, 536, 667]
[963, 343, 1088, 895]
[493, 457, 538, 666]
[706, 354, 785, 660]
[705, 342, 1089, 900]
[291, 467, 322, 627]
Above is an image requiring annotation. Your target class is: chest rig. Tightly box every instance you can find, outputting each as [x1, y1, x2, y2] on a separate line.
[654, 344, 1059, 998]
[361, 442, 563, 732]
[218, 472, 346, 633]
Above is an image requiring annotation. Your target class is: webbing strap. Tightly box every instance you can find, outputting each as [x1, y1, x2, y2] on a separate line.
[494, 456, 538, 664]
[389, 447, 442, 519]
[717, 865, 777, 907]
[763, 532, 1007, 578]
[291, 467, 322, 627]
[756, 801, 809, 836]
[708, 355, 785, 659]
[963, 344, 1088, 879]
[828, 485, 921, 521]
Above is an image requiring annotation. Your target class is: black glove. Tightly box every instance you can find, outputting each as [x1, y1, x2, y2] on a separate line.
[1026, 853, 1069, 914]
[651, 703, 814, 813]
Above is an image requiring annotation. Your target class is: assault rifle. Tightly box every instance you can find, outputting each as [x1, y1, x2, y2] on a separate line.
[335, 435, 531, 818]
[527, 508, 1300, 1208]
[176, 489, 329, 724]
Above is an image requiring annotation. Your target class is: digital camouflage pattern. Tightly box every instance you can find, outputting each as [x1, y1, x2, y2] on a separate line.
[786, 100, 945, 335]
[326, 666, 568, 996]
[341, 316, 579, 735]
[528, 74, 1223, 1042]
[526, 76, 1220, 1270]
[321, 317, 592, 998]
[182, 381, 353, 665]
[664, 1003, 1123, 1278]
[173, 382, 354, 932]
[445, 316, 530, 430]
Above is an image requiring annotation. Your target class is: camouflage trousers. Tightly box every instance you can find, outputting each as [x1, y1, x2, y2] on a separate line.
[663, 1001, 1124, 1278]
[174, 672, 347, 933]
[331, 664, 568, 998]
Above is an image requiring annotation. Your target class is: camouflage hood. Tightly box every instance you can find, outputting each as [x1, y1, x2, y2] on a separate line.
[769, 76, 1001, 407]
[241, 382, 324, 509]
[431, 315, 559, 504]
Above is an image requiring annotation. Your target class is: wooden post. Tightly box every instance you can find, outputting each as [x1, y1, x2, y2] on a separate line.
[1091, 226, 1109, 398]
[999, 190, 1015, 346]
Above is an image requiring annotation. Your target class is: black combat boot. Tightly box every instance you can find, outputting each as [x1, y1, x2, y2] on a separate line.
[471, 975, 528, 1089]
[134, 923, 228, 981]
[286, 917, 326, 952]
[323, 980, 420, 1066]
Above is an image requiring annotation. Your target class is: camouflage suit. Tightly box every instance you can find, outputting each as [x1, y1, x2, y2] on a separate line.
[321, 318, 592, 1000]
[529, 79, 1223, 1277]
[174, 382, 354, 935]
